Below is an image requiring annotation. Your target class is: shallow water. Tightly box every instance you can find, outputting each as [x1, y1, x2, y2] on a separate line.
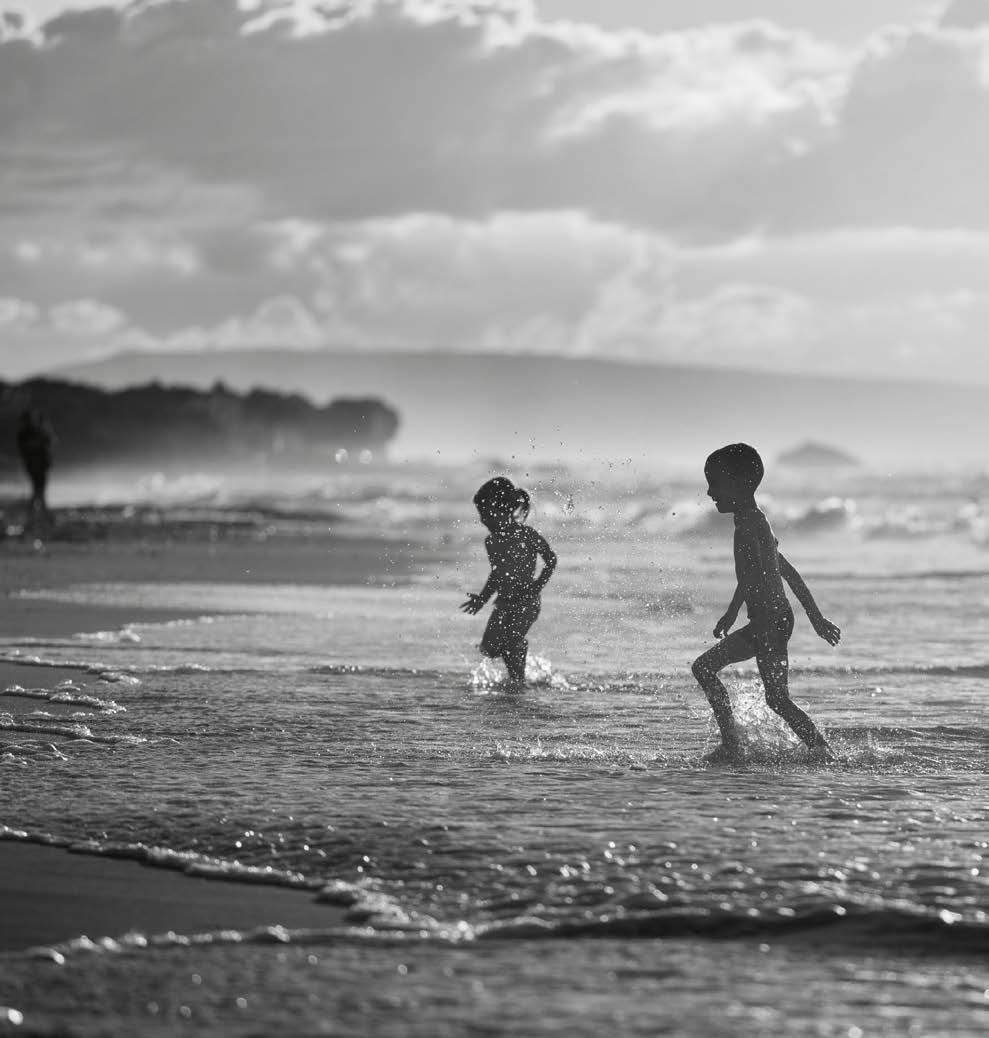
[1, 464, 987, 1035]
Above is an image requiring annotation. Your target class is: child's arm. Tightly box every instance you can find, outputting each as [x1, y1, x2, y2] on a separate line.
[529, 531, 557, 594]
[460, 537, 500, 614]
[460, 573, 497, 614]
[778, 553, 841, 646]
[714, 583, 745, 638]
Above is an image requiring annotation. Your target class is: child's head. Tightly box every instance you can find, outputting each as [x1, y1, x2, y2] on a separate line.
[473, 476, 530, 531]
[704, 443, 764, 512]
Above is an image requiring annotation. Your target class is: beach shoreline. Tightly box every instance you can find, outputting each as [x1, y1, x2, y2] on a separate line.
[0, 841, 345, 953]
[1, 512, 445, 955]
[1, 505, 455, 594]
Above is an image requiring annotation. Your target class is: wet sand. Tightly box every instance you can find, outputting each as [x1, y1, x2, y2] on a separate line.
[0, 516, 435, 954]
[0, 842, 344, 952]
[0, 661, 94, 717]
[1, 509, 450, 592]
[0, 661, 98, 694]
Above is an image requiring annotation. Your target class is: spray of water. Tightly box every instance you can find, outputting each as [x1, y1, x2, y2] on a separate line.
[716, 678, 804, 761]
[469, 654, 571, 693]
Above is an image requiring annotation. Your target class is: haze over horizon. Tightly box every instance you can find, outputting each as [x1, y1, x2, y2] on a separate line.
[4, 0, 989, 386]
[52, 348, 989, 467]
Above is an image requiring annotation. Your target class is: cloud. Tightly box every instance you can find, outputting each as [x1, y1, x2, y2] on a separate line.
[674, 227, 989, 303]
[654, 283, 813, 363]
[11, 231, 198, 276]
[3, 209, 984, 387]
[940, 0, 989, 29]
[49, 298, 128, 335]
[83, 210, 670, 354]
[147, 294, 327, 351]
[3, 1, 989, 382]
[304, 210, 670, 348]
[773, 22, 989, 229]
[4, 0, 989, 241]
[0, 296, 40, 330]
[0, 0, 845, 235]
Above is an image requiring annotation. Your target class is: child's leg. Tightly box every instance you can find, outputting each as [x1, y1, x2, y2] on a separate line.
[756, 648, 831, 751]
[480, 608, 508, 659]
[500, 597, 541, 684]
[692, 632, 756, 750]
[502, 640, 528, 682]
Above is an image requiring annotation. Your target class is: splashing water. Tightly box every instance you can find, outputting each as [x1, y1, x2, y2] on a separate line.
[469, 654, 571, 692]
[720, 678, 804, 761]
[525, 654, 572, 689]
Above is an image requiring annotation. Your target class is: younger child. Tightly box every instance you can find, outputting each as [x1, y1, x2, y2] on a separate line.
[692, 444, 841, 762]
[461, 477, 557, 686]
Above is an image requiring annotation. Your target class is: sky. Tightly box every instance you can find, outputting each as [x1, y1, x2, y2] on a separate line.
[3, 0, 989, 382]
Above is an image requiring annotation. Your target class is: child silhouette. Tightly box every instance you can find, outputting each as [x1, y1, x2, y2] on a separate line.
[461, 477, 557, 687]
[692, 444, 840, 762]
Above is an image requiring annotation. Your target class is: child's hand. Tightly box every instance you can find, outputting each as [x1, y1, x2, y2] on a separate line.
[811, 614, 841, 646]
[713, 611, 738, 638]
[460, 593, 485, 615]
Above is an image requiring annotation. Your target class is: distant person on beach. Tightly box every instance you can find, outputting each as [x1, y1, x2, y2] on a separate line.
[691, 443, 841, 762]
[461, 477, 557, 687]
[16, 408, 54, 520]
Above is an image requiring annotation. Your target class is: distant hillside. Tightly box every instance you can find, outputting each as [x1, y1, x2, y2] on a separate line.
[0, 377, 399, 473]
[55, 349, 989, 467]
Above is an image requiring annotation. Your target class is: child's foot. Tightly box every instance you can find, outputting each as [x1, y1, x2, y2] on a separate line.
[703, 742, 742, 764]
[807, 743, 839, 764]
[503, 676, 527, 693]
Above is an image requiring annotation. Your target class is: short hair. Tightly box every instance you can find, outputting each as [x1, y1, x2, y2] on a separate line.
[704, 443, 764, 490]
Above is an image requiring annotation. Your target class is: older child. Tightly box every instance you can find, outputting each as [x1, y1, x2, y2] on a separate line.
[460, 477, 556, 686]
[692, 444, 840, 762]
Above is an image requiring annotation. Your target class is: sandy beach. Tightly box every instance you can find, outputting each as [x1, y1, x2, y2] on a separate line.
[0, 842, 344, 952]
[1, 506, 449, 591]
[1, 510, 441, 954]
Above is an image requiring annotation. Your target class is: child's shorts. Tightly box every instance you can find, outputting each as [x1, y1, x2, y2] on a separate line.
[736, 610, 794, 655]
[480, 595, 541, 657]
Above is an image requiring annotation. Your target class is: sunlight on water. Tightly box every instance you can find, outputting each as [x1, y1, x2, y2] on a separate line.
[724, 678, 804, 760]
[1, 464, 987, 1037]
[469, 654, 572, 693]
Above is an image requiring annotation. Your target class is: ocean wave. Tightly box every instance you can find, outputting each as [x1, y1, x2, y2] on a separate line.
[2, 651, 450, 681]
[0, 652, 256, 679]
[782, 497, 858, 534]
[829, 723, 989, 744]
[0, 829, 431, 957]
[474, 902, 989, 953]
[11, 891, 987, 963]
[0, 827, 317, 888]
[308, 663, 449, 680]
[1, 684, 125, 714]
[74, 627, 143, 645]
[3, 826, 985, 964]
[6, 644, 989, 695]
[1, 741, 69, 767]
[719, 659, 989, 681]
[0, 653, 145, 686]
[0, 716, 143, 745]
[660, 495, 988, 545]
[861, 502, 988, 542]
